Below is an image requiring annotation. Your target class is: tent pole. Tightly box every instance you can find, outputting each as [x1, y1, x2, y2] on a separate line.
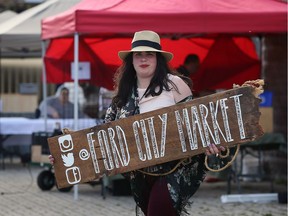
[259, 36, 264, 79]
[73, 32, 79, 201]
[41, 40, 47, 131]
[0, 42, 2, 94]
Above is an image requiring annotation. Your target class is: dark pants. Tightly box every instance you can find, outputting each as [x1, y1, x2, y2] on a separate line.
[146, 178, 177, 216]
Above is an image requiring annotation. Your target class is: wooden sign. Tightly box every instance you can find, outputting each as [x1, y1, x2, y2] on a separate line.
[48, 85, 264, 188]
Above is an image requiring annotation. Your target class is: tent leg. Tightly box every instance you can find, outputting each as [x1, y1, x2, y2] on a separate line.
[41, 40, 48, 130]
[73, 32, 79, 201]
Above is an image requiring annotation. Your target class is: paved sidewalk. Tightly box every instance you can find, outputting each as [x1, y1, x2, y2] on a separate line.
[0, 160, 287, 216]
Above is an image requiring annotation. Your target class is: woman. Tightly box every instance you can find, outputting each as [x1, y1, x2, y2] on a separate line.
[104, 30, 225, 216]
[49, 30, 224, 216]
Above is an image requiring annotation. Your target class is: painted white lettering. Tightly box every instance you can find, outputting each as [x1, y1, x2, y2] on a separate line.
[175, 110, 188, 152]
[230, 94, 246, 139]
[183, 108, 197, 150]
[115, 126, 130, 166]
[108, 128, 121, 168]
[86, 132, 100, 173]
[146, 117, 159, 158]
[97, 130, 114, 170]
[158, 113, 167, 157]
[209, 101, 226, 143]
[220, 98, 234, 142]
[199, 104, 219, 145]
[140, 120, 152, 160]
[191, 106, 206, 147]
[132, 121, 146, 161]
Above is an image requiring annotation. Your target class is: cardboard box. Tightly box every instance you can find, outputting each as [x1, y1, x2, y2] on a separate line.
[259, 107, 273, 133]
[0, 93, 37, 112]
[31, 145, 50, 164]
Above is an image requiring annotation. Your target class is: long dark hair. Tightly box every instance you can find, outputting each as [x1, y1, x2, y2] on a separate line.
[112, 52, 192, 108]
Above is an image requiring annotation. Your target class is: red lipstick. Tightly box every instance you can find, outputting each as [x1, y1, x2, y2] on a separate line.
[140, 64, 149, 68]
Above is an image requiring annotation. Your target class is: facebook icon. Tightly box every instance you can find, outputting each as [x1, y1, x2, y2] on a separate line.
[65, 167, 81, 184]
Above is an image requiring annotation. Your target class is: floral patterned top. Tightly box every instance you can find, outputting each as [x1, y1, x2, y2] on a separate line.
[104, 85, 207, 216]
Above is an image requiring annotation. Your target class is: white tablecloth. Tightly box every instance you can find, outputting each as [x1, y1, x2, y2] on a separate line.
[0, 117, 103, 148]
[0, 117, 102, 135]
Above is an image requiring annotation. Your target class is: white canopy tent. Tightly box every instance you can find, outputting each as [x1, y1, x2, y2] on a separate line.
[0, 10, 17, 25]
[0, 0, 81, 57]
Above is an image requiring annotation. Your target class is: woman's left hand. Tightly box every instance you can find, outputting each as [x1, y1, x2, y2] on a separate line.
[205, 144, 226, 156]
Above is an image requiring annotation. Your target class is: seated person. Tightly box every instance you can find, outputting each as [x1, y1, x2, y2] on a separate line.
[38, 87, 86, 119]
[177, 54, 200, 77]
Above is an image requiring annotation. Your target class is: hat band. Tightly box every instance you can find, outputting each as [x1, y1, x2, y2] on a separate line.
[132, 40, 162, 51]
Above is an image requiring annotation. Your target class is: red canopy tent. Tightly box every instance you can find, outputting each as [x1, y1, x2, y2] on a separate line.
[41, 0, 286, 92]
[44, 36, 261, 92]
[42, 0, 286, 38]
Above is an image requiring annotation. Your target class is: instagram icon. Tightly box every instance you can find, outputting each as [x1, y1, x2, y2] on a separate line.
[58, 134, 74, 152]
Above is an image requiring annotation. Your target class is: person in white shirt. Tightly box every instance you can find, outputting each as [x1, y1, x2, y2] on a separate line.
[104, 30, 225, 216]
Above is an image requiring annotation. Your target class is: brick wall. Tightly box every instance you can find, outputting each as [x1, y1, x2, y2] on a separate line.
[262, 34, 287, 140]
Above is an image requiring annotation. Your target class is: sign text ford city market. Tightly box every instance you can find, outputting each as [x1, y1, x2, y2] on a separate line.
[48, 86, 264, 189]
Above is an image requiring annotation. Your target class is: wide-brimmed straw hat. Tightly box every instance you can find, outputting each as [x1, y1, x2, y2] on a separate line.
[118, 30, 173, 62]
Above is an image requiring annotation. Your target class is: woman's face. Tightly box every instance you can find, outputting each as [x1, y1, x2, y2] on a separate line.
[132, 51, 157, 79]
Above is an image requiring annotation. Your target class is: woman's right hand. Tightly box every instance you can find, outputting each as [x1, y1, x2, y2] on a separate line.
[48, 155, 55, 165]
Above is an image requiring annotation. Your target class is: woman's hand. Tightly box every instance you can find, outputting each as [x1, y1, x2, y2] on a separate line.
[205, 144, 226, 156]
[48, 155, 55, 165]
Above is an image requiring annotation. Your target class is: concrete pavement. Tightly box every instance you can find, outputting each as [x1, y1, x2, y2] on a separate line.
[0, 159, 287, 216]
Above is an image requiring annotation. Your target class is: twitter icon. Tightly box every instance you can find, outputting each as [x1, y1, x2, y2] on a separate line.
[62, 153, 75, 167]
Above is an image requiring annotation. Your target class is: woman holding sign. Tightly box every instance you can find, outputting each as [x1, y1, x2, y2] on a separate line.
[49, 30, 225, 216]
[104, 30, 225, 216]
